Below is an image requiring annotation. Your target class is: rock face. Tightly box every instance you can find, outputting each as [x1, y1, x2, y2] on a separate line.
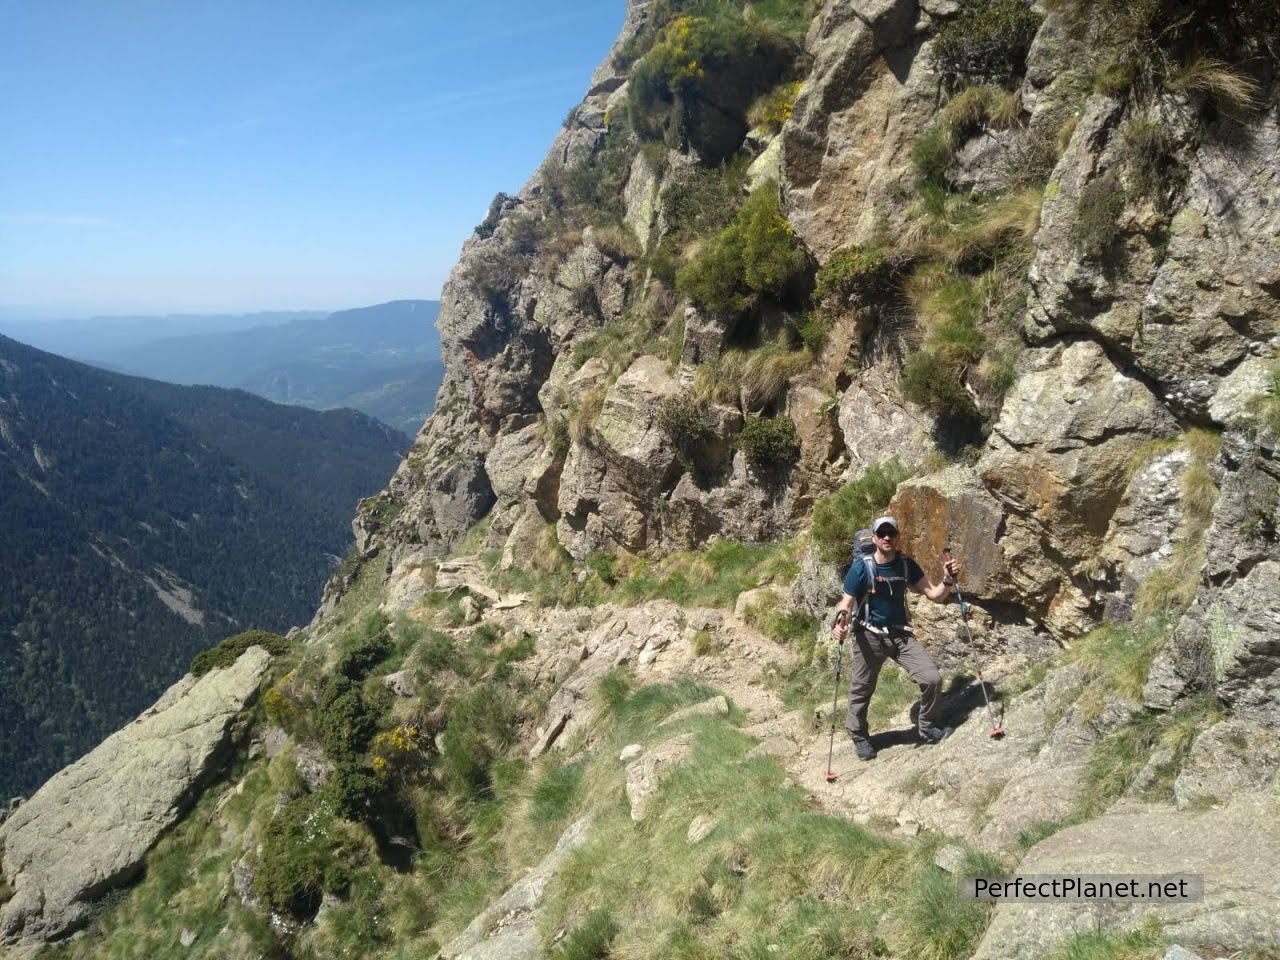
[782, 0, 938, 257]
[977, 340, 1179, 636]
[0, 647, 271, 949]
[973, 795, 1280, 959]
[1028, 101, 1280, 422]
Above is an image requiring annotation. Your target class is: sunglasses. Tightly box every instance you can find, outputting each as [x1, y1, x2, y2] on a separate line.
[875, 529, 899, 538]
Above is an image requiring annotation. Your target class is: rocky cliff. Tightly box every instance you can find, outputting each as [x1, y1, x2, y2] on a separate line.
[7, 1, 1279, 958]
[341, 0, 1277, 665]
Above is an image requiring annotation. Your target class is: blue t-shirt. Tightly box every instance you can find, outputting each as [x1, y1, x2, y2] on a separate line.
[843, 554, 925, 626]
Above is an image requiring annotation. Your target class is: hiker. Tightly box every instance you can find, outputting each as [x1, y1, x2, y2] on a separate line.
[831, 516, 960, 761]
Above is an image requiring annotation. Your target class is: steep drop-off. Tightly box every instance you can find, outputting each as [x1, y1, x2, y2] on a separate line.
[0, 334, 405, 798]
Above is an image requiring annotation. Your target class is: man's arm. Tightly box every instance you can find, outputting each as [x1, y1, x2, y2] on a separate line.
[909, 557, 959, 602]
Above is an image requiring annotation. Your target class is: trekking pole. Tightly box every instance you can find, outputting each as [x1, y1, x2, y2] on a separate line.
[823, 609, 850, 782]
[942, 548, 1005, 740]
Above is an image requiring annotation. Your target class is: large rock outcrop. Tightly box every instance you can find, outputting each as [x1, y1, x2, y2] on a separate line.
[0, 647, 271, 950]
[973, 795, 1280, 959]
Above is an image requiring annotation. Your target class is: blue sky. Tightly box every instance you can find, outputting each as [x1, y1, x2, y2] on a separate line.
[0, 1, 623, 317]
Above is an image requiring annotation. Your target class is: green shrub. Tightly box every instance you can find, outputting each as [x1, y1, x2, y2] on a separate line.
[657, 394, 715, 471]
[462, 245, 523, 305]
[677, 233, 752, 316]
[256, 794, 363, 918]
[815, 245, 889, 306]
[1120, 116, 1183, 205]
[744, 596, 817, 648]
[902, 347, 979, 418]
[1069, 619, 1170, 719]
[474, 193, 509, 240]
[530, 762, 585, 827]
[319, 688, 378, 759]
[546, 131, 631, 225]
[660, 157, 749, 244]
[940, 84, 1022, 144]
[693, 340, 814, 411]
[932, 0, 1043, 86]
[676, 184, 811, 316]
[437, 685, 518, 802]
[737, 415, 800, 467]
[189, 629, 290, 677]
[327, 759, 382, 819]
[811, 458, 914, 563]
[911, 126, 955, 186]
[893, 860, 996, 960]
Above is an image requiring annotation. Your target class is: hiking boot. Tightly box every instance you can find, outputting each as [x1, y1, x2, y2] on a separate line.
[916, 723, 952, 745]
[852, 738, 877, 761]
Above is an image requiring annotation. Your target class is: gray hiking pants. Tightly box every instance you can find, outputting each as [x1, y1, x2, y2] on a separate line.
[845, 626, 943, 740]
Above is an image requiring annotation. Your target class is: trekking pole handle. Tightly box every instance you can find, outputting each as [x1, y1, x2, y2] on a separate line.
[942, 547, 969, 619]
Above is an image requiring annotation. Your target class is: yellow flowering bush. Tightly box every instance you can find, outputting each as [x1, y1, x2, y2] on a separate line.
[748, 80, 802, 132]
[368, 724, 422, 782]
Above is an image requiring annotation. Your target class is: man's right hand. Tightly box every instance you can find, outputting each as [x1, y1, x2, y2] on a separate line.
[832, 610, 850, 641]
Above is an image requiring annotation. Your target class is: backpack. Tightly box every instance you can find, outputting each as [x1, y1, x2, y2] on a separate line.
[847, 528, 910, 625]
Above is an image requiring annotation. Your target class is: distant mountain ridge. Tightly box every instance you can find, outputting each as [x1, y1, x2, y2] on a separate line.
[0, 310, 325, 359]
[92, 300, 444, 437]
[0, 333, 407, 797]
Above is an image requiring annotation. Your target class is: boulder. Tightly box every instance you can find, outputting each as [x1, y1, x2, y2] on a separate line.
[687, 814, 718, 844]
[787, 542, 843, 620]
[680, 305, 728, 366]
[658, 695, 730, 728]
[529, 712, 571, 760]
[382, 670, 418, 699]
[624, 734, 695, 822]
[594, 355, 681, 488]
[557, 355, 681, 557]
[787, 385, 842, 474]
[890, 465, 1005, 600]
[973, 796, 1280, 958]
[0, 647, 271, 949]
[1099, 446, 1190, 619]
[484, 421, 545, 506]
[746, 134, 782, 192]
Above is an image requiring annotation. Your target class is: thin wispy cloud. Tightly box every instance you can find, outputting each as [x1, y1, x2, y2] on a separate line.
[2, 213, 108, 226]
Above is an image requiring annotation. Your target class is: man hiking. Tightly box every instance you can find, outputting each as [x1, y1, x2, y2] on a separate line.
[832, 516, 960, 761]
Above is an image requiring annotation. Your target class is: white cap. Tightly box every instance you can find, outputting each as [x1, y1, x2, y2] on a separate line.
[872, 515, 899, 533]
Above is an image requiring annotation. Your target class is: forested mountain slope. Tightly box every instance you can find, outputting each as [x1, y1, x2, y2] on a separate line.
[0, 334, 406, 797]
[91, 300, 444, 437]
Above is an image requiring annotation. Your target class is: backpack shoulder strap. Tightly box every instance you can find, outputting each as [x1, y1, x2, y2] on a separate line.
[899, 555, 912, 623]
[850, 555, 876, 624]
